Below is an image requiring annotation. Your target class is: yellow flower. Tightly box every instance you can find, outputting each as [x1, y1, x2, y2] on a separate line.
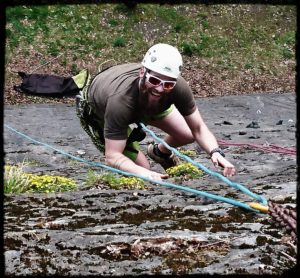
[166, 163, 203, 179]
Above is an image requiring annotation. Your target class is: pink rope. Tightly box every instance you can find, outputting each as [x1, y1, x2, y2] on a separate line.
[217, 140, 296, 156]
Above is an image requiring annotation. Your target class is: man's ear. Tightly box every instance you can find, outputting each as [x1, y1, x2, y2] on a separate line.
[139, 67, 145, 78]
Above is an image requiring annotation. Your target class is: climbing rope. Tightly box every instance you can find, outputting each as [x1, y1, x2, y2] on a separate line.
[218, 139, 296, 156]
[268, 200, 297, 242]
[141, 124, 297, 241]
[140, 123, 268, 206]
[4, 123, 297, 240]
[5, 123, 264, 213]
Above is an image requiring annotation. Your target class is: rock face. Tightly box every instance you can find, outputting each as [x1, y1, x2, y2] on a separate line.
[4, 93, 297, 276]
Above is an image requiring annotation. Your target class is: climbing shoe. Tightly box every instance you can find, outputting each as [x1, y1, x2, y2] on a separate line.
[147, 143, 179, 170]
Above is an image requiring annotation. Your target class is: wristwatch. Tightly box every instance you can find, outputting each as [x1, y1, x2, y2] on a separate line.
[209, 147, 225, 158]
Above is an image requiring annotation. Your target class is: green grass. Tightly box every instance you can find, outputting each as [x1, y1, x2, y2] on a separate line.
[5, 4, 295, 78]
[113, 36, 126, 47]
[84, 170, 146, 190]
[4, 164, 78, 194]
[4, 164, 32, 194]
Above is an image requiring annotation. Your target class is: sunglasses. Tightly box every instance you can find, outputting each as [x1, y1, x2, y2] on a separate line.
[145, 72, 177, 91]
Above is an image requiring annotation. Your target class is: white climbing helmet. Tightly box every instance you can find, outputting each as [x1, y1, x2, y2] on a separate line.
[141, 43, 183, 79]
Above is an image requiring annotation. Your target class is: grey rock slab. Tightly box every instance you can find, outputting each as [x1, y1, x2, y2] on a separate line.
[4, 93, 296, 276]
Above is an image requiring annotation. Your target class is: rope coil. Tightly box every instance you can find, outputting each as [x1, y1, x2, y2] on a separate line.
[268, 200, 297, 241]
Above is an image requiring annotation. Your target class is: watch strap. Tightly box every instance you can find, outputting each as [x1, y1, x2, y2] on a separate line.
[210, 147, 225, 158]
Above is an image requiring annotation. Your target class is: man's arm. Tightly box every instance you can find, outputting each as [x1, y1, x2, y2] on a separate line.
[184, 109, 236, 177]
[104, 138, 168, 181]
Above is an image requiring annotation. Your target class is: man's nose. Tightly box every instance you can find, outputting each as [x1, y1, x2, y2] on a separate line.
[154, 84, 164, 92]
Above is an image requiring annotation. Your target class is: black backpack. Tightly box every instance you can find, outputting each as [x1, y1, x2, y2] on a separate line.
[14, 69, 89, 97]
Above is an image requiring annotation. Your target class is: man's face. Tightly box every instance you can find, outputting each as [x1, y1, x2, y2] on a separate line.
[138, 69, 177, 115]
[144, 70, 176, 95]
[140, 69, 176, 103]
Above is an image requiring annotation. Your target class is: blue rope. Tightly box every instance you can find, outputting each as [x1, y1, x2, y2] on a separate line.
[140, 123, 268, 206]
[4, 124, 263, 213]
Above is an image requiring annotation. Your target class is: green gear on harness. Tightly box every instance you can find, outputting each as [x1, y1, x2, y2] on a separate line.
[72, 69, 90, 89]
[75, 70, 106, 152]
[98, 59, 117, 73]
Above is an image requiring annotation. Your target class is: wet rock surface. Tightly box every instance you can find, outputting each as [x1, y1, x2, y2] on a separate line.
[4, 93, 297, 276]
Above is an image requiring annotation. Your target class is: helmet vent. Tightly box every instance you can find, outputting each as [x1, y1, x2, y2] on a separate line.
[151, 56, 157, 62]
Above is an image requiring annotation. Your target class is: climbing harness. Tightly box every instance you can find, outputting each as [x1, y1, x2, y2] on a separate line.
[76, 59, 119, 153]
[75, 67, 105, 152]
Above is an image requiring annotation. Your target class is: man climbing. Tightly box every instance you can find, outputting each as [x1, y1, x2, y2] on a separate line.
[76, 43, 236, 181]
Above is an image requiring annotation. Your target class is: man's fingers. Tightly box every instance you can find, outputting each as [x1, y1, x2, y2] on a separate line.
[148, 172, 169, 181]
[211, 157, 219, 167]
[160, 174, 169, 179]
[223, 167, 236, 177]
[212, 156, 236, 176]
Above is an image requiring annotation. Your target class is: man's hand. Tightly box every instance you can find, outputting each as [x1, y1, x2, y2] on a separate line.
[211, 153, 236, 177]
[143, 170, 169, 181]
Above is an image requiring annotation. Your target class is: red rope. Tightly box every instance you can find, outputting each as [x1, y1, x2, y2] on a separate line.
[218, 140, 296, 156]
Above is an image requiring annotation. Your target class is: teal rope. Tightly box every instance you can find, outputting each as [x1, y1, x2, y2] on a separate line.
[140, 123, 268, 206]
[4, 124, 262, 213]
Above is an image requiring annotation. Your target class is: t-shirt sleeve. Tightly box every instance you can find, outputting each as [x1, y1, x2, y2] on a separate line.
[173, 77, 197, 116]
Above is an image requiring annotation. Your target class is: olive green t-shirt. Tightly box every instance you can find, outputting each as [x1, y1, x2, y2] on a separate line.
[88, 63, 196, 140]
